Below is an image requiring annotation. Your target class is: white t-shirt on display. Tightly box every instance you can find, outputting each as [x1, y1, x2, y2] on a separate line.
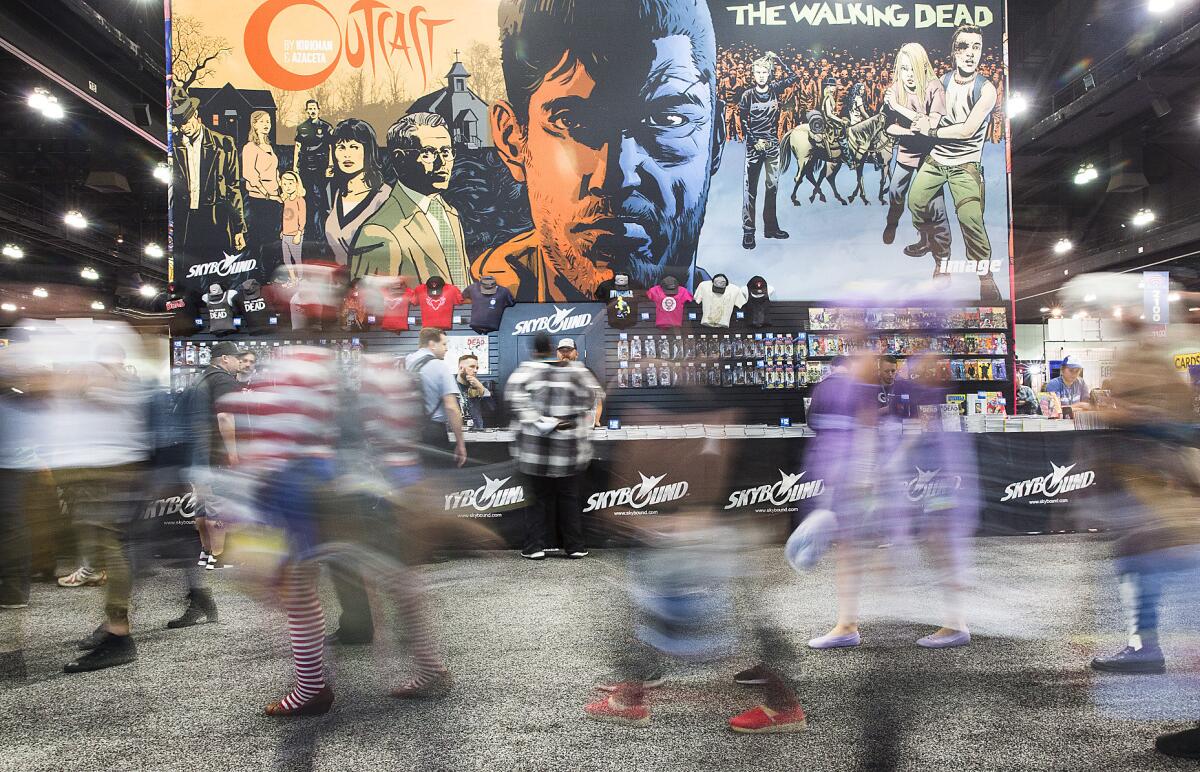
[693, 281, 747, 328]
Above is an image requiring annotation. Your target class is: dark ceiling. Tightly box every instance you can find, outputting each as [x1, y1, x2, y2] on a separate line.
[0, 0, 1199, 321]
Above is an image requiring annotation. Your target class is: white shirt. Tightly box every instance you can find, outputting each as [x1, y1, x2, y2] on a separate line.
[183, 130, 202, 210]
[693, 281, 747, 328]
[930, 76, 991, 167]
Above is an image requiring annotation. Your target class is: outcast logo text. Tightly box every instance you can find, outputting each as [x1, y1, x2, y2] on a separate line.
[584, 472, 689, 512]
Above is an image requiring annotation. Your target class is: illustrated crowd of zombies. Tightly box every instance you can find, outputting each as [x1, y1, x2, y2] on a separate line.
[732, 24, 1004, 302]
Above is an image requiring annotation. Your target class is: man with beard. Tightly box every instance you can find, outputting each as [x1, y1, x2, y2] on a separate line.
[472, 0, 725, 302]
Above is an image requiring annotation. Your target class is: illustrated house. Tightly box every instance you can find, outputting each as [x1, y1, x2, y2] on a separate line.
[407, 56, 493, 149]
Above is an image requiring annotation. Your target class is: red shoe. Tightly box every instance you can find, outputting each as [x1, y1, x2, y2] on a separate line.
[584, 695, 650, 727]
[265, 685, 334, 717]
[729, 704, 807, 734]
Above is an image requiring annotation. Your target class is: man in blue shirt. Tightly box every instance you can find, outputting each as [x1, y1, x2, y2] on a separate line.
[1045, 356, 1091, 412]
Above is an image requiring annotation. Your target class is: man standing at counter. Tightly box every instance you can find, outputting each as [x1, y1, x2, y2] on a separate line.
[1045, 357, 1091, 413]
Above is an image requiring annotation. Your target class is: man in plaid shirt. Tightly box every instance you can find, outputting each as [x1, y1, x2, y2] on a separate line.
[505, 333, 603, 560]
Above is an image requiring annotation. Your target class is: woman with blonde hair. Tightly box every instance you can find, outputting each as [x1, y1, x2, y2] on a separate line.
[881, 42, 948, 258]
[242, 110, 282, 282]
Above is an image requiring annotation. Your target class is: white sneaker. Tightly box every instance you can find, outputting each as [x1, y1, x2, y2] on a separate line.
[205, 554, 217, 571]
[568, 551, 589, 558]
[197, 551, 209, 567]
[57, 567, 106, 587]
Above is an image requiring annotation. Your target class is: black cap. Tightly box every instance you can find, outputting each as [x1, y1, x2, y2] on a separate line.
[712, 274, 729, 295]
[660, 275, 679, 295]
[210, 341, 244, 359]
[426, 275, 445, 297]
[748, 276, 768, 299]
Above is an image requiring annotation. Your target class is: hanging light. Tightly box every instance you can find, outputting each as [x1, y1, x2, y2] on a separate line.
[1131, 208, 1156, 227]
[139, 283, 158, 298]
[80, 267, 99, 281]
[63, 210, 88, 229]
[1053, 238, 1073, 254]
[31, 287, 48, 298]
[1051, 308, 1063, 318]
[1008, 92, 1029, 116]
[2, 244, 23, 259]
[90, 300, 106, 311]
[1039, 306, 1051, 313]
[1073, 163, 1098, 185]
[144, 243, 164, 259]
[1149, 0, 1177, 14]
[28, 87, 63, 119]
[0, 303, 16, 312]
[153, 162, 172, 184]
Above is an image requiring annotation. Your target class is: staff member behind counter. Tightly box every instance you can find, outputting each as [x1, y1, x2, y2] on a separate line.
[1045, 356, 1092, 415]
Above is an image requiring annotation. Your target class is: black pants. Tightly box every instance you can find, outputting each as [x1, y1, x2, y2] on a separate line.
[0, 469, 30, 603]
[524, 474, 584, 554]
[743, 142, 781, 235]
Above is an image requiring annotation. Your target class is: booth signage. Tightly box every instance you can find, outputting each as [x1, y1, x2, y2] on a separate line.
[1174, 352, 1200, 370]
[1143, 271, 1169, 330]
[999, 462, 1096, 505]
[725, 469, 824, 513]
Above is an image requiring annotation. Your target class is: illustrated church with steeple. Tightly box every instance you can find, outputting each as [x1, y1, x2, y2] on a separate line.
[407, 53, 493, 149]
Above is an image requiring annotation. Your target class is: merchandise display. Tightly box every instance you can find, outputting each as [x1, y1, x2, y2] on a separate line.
[693, 273, 748, 328]
[463, 275, 516, 333]
[744, 276, 772, 328]
[411, 276, 463, 329]
[614, 331, 807, 391]
[645, 276, 693, 329]
[594, 272, 640, 301]
[380, 280, 414, 332]
[203, 283, 236, 335]
[606, 294, 638, 329]
[237, 279, 272, 333]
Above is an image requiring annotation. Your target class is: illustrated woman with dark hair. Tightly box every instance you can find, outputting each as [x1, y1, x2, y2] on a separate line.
[324, 119, 391, 267]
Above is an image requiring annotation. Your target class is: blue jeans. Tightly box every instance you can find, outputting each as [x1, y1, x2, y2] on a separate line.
[1115, 546, 1200, 645]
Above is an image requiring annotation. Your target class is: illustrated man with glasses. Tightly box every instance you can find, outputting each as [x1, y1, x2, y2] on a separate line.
[352, 112, 469, 285]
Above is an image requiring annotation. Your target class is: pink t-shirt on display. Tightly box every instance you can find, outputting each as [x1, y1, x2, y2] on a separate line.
[645, 285, 693, 328]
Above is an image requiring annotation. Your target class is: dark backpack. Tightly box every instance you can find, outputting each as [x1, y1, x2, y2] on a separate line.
[163, 369, 223, 468]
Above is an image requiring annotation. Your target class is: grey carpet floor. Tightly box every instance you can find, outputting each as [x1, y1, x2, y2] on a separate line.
[3, 534, 1200, 771]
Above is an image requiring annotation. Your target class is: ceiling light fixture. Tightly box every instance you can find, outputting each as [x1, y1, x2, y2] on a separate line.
[28, 87, 63, 119]
[153, 162, 172, 184]
[80, 267, 99, 281]
[1039, 306, 1051, 313]
[0, 303, 16, 312]
[1149, 0, 1177, 14]
[1131, 208, 1156, 227]
[1008, 92, 1029, 116]
[1168, 292, 1181, 302]
[1053, 238, 1073, 254]
[143, 243, 164, 259]
[63, 210, 87, 229]
[1073, 163, 1098, 185]
[31, 287, 48, 298]
[2, 244, 24, 259]
[139, 283, 158, 298]
[90, 300, 105, 311]
[1051, 307, 1063, 318]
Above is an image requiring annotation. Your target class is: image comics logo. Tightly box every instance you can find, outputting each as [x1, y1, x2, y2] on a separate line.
[1000, 462, 1095, 503]
[512, 306, 594, 336]
[584, 472, 690, 513]
[725, 470, 825, 511]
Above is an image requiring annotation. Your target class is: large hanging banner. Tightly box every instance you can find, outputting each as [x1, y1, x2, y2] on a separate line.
[167, 0, 1011, 305]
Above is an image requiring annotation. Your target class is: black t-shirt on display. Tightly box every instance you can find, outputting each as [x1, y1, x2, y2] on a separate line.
[606, 292, 638, 329]
[239, 286, 272, 333]
[462, 282, 516, 333]
[745, 295, 770, 327]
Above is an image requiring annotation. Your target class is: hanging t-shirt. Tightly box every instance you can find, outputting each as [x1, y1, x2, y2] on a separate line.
[744, 294, 771, 328]
[205, 290, 237, 335]
[411, 283, 464, 329]
[380, 289, 414, 332]
[645, 285, 693, 329]
[606, 292, 638, 329]
[239, 289, 272, 333]
[462, 282, 516, 333]
[693, 281, 746, 328]
[595, 278, 643, 301]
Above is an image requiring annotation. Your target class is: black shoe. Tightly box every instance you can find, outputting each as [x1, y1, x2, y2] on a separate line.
[1090, 645, 1166, 674]
[326, 628, 373, 646]
[764, 228, 789, 239]
[733, 663, 772, 685]
[978, 274, 1003, 305]
[1157, 726, 1200, 759]
[64, 633, 136, 673]
[742, 233, 756, 250]
[77, 624, 108, 651]
[167, 589, 218, 629]
[904, 239, 931, 257]
[0, 584, 29, 609]
[882, 223, 897, 245]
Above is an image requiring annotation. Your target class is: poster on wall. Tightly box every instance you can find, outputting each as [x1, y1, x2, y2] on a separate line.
[167, 0, 1011, 307]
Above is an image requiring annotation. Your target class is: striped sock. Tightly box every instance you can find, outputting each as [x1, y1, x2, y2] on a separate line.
[390, 569, 444, 679]
[279, 563, 326, 710]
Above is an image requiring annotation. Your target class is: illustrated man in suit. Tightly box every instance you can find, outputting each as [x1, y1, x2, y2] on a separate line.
[171, 90, 247, 263]
[350, 112, 468, 286]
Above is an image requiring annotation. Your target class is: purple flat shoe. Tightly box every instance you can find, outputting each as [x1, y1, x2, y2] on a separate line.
[807, 631, 861, 650]
[917, 630, 971, 649]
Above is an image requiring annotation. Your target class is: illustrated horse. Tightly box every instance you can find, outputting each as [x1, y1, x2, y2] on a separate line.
[841, 112, 895, 206]
[780, 111, 894, 207]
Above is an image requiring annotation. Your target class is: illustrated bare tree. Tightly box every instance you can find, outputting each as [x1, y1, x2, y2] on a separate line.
[171, 15, 231, 91]
[463, 41, 504, 103]
[335, 70, 368, 115]
[269, 85, 296, 128]
[384, 63, 410, 108]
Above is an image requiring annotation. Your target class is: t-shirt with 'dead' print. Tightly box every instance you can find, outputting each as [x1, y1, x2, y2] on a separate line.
[645, 285, 693, 329]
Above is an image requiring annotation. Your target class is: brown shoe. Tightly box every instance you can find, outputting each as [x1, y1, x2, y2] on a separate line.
[265, 685, 334, 717]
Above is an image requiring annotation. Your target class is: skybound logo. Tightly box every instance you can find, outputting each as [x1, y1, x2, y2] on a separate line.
[444, 474, 525, 515]
[186, 253, 258, 280]
[141, 493, 197, 520]
[1000, 462, 1096, 503]
[512, 306, 593, 336]
[725, 470, 824, 511]
[905, 468, 962, 503]
[583, 472, 689, 513]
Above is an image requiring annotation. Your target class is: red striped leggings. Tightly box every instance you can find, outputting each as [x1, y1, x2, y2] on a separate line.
[279, 562, 325, 710]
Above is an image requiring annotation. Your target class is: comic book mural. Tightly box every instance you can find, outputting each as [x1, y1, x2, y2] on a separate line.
[167, 0, 1010, 305]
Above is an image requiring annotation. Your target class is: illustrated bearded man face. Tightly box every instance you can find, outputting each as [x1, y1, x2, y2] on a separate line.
[492, 0, 724, 290]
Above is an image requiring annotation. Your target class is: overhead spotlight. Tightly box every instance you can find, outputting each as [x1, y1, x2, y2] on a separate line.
[139, 283, 158, 298]
[153, 162, 172, 184]
[1008, 92, 1029, 116]
[1083, 293, 1097, 302]
[143, 242, 164, 259]
[1132, 208, 1156, 226]
[2, 244, 24, 259]
[1169, 292, 1181, 302]
[27, 87, 63, 119]
[1053, 238, 1073, 254]
[1073, 163, 1098, 185]
[31, 287, 48, 298]
[0, 303, 16, 312]
[1063, 269, 1070, 275]
[80, 267, 99, 281]
[1051, 307, 1063, 317]
[1149, 0, 1177, 13]
[115, 235, 124, 245]
[63, 210, 88, 229]
[90, 300, 105, 311]
[1039, 306, 1051, 313]
[42, 98, 64, 120]
[1188, 306, 1200, 312]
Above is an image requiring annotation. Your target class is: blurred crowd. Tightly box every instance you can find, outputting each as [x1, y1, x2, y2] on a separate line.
[0, 275, 1198, 759]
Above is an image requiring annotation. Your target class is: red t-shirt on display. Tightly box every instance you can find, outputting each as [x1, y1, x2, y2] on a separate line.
[411, 283, 463, 329]
[645, 285, 693, 328]
[380, 289, 414, 331]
